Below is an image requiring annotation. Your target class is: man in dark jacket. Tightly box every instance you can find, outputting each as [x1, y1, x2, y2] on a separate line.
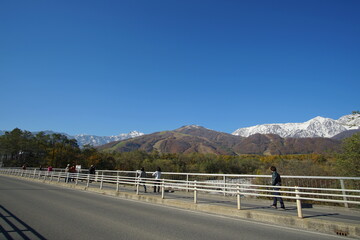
[270, 166, 285, 209]
[89, 165, 96, 174]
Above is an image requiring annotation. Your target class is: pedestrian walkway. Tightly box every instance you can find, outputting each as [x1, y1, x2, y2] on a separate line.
[93, 179, 360, 224]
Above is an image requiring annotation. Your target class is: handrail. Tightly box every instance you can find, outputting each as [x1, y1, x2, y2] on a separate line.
[1, 167, 359, 219]
[7, 167, 360, 180]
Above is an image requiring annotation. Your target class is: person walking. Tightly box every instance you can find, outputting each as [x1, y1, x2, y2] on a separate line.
[89, 165, 96, 174]
[138, 167, 147, 193]
[89, 165, 96, 183]
[270, 166, 285, 210]
[152, 167, 162, 193]
[69, 165, 76, 182]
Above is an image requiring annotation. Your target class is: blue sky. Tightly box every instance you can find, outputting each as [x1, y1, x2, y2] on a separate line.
[1, 0, 359, 136]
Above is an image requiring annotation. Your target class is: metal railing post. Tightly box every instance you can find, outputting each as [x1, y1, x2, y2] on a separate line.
[95, 172, 99, 182]
[136, 178, 139, 195]
[116, 175, 120, 192]
[186, 174, 189, 192]
[339, 179, 349, 208]
[237, 184, 241, 210]
[295, 186, 303, 218]
[223, 175, 226, 196]
[75, 173, 79, 185]
[100, 174, 104, 189]
[33, 169, 37, 178]
[87, 174, 90, 187]
[116, 172, 120, 192]
[66, 173, 69, 183]
[161, 179, 165, 199]
[57, 172, 61, 182]
[194, 180, 197, 204]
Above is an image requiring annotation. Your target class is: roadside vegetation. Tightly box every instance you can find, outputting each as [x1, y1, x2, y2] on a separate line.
[1, 128, 359, 177]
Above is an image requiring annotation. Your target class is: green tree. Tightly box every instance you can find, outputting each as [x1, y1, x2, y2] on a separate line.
[336, 133, 360, 177]
[0, 128, 35, 166]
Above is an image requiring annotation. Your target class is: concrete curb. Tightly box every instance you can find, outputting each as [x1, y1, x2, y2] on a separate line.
[6, 175, 360, 239]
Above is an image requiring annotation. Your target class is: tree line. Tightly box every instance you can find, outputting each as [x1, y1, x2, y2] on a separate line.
[1, 128, 359, 177]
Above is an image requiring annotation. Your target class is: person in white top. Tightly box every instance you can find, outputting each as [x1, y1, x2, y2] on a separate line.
[152, 167, 162, 193]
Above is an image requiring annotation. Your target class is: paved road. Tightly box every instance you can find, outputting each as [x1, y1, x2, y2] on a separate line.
[0, 175, 351, 240]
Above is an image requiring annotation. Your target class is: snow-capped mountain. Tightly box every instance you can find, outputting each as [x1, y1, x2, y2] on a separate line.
[74, 131, 144, 147]
[337, 114, 360, 129]
[232, 114, 360, 138]
[0, 130, 144, 147]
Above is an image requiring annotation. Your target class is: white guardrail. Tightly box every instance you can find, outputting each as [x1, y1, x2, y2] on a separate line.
[1, 167, 359, 218]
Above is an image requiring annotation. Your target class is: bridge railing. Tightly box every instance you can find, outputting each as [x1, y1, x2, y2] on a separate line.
[1, 167, 359, 218]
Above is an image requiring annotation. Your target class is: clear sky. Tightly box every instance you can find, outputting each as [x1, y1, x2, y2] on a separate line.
[1, 0, 359, 136]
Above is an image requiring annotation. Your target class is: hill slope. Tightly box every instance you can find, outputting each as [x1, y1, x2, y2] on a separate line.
[98, 126, 341, 155]
[98, 126, 238, 155]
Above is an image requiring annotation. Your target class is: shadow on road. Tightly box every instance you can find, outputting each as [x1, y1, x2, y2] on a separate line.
[0, 205, 46, 240]
[303, 213, 340, 219]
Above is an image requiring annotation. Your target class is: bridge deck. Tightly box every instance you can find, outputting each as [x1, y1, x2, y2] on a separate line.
[3, 174, 360, 238]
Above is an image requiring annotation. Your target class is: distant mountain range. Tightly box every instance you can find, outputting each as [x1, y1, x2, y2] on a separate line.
[73, 131, 144, 147]
[1, 114, 359, 153]
[97, 125, 341, 155]
[232, 114, 360, 138]
[0, 130, 144, 147]
[96, 113, 359, 155]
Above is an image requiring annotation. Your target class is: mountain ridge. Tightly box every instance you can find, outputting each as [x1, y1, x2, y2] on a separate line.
[232, 114, 360, 138]
[98, 126, 240, 155]
[97, 125, 341, 155]
[0, 130, 144, 147]
[2, 113, 359, 147]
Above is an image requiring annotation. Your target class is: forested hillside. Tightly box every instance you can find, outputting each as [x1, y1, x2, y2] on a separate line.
[98, 126, 341, 155]
[1, 128, 359, 177]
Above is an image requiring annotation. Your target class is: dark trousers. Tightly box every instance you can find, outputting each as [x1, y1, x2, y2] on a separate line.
[153, 179, 160, 192]
[272, 187, 284, 207]
[141, 181, 147, 192]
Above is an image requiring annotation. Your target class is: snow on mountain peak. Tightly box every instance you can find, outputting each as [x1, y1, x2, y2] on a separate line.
[232, 114, 360, 138]
[309, 116, 328, 123]
[186, 125, 202, 129]
[337, 113, 360, 129]
[74, 131, 144, 147]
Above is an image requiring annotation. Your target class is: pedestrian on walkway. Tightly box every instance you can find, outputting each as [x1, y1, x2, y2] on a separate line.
[89, 165, 96, 174]
[89, 165, 96, 183]
[152, 167, 162, 193]
[69, 164, 76, 182]
[138, 167, 147, 193]
[270, 166, 285, 210]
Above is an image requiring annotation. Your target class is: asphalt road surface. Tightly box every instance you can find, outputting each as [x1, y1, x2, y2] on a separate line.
[0, 175, 350, 240]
